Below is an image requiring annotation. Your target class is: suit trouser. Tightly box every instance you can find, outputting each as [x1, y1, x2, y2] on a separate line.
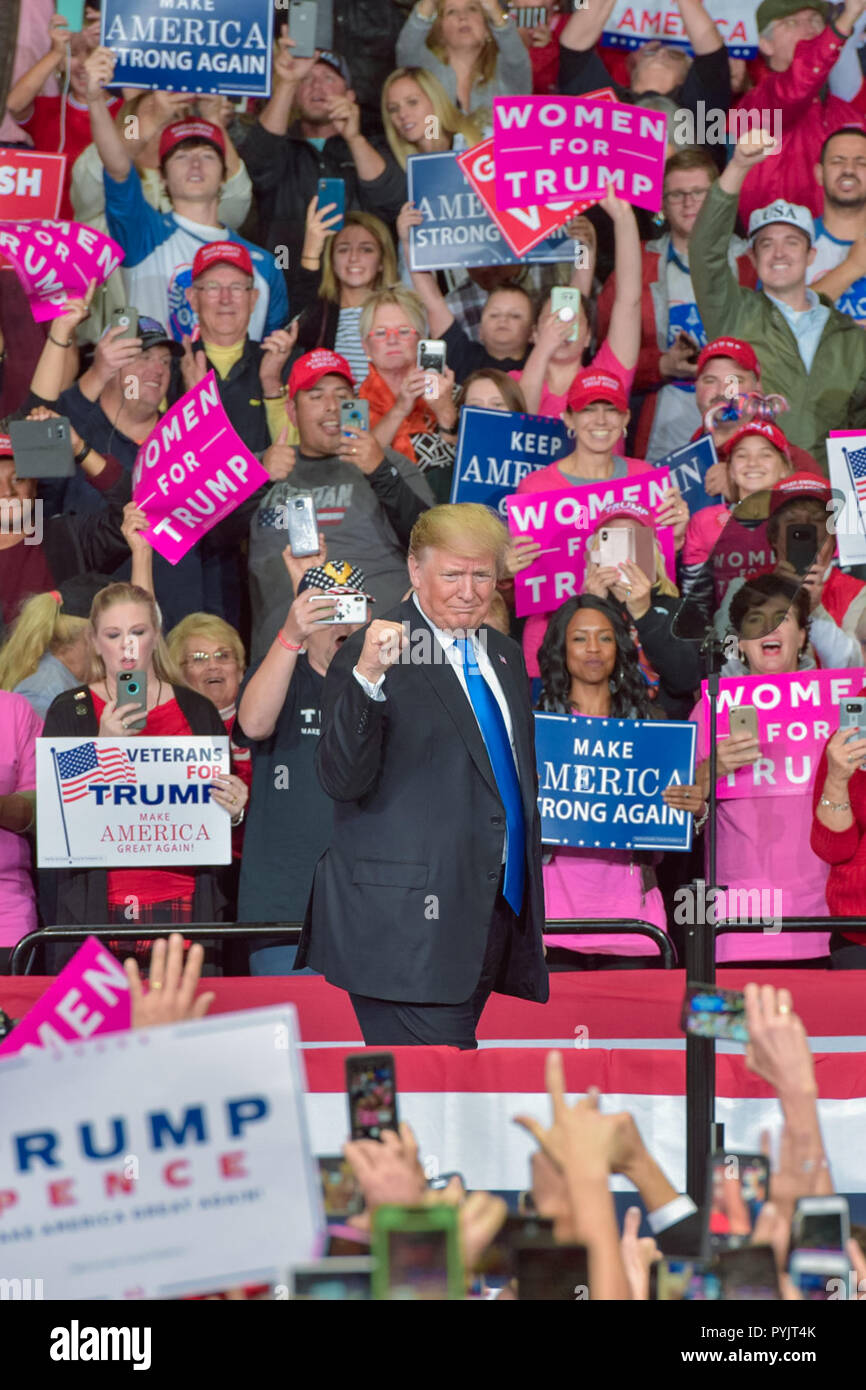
[349, 878, 518, 1051]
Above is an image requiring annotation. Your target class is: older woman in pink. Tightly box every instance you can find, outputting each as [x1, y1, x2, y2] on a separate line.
[0, 691, 42, 969]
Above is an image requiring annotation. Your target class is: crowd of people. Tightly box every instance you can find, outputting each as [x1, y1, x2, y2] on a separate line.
[3, 0, 866, 985]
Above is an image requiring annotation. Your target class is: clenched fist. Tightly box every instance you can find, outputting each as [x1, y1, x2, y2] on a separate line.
[355, 619, 406, 683]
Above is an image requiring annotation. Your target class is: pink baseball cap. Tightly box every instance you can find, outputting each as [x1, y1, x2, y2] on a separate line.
[566, 369, 628, 414]
[192, 241, 254, 280]
[288, 349, 355, 398]
[158, 119, 226, 163]
[593, 500, 656, 530]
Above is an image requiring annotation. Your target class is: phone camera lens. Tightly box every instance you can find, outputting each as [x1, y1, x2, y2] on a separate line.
[127, 682, 139, 695]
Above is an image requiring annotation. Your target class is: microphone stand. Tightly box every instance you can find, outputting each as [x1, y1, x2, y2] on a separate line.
[685, 629, 726, 1210]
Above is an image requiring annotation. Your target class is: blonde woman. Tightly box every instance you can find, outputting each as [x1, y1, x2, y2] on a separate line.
[396, 0, 531, 115]
[41, 583, 248, 932]
[358, 285, 458, 487]
[0, 584, 94, 720]
[581, 502, 700, 720]
[382, 67, 483, 168]
[293, 210, 399, 383]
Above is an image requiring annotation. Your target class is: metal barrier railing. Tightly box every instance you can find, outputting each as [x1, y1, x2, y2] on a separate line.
[9, 918, 678, 975]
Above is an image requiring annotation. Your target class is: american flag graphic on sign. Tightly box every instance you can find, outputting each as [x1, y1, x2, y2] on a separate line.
[843, 445, 866, 513]
[55, 742, 137, 803]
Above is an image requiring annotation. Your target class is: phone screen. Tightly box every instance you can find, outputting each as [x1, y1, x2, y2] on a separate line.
[794, 1211, 845, 1251]
[387, 1229, 450, 1300]
[317, 1157, 363, 1219]
[292, 1263, 372, 1300]
[656, 1258, 721, 1301]
[717, 1246, 780, 1300]
[708, 1153, 769, 1250]
[515, 1242, 589, 1300]
[346, 1054, 398, 1140]
[681, 984, 748, 1044]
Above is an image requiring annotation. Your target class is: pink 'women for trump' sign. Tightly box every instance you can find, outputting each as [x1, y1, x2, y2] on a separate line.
[0, 937, 131, 1056]
[492, 95, 667, 212]
[0, 219, 123, 321]
[132, 372, 269, 564]
[505, 471, 675, 617]
[700, 668, 866, 800]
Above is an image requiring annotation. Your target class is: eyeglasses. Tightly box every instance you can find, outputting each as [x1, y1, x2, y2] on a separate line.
[184, 649, 237, 665]
[663, 188, 709, 205]
[367, 326, 418, 341]
[195, 283, 253, 297]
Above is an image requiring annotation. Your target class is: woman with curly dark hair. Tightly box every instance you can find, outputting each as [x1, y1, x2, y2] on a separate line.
[537, 595, 670, 967]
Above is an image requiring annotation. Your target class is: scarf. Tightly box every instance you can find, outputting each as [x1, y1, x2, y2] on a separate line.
[359, 364, 437, 465]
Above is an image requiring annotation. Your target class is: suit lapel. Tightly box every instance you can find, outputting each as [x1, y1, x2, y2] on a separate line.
[400, 601, 499, 797]
[483, 627, 537, 818]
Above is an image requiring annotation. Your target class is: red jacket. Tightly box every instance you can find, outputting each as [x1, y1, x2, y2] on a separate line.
[734, 25, 865, 227]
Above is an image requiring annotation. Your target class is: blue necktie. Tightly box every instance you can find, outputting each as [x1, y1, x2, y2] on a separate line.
[454, 638, 525, 914]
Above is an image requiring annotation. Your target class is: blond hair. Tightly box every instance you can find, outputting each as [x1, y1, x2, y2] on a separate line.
[90, 583, 185, 688]
[166, 613, 246, 673]
[0, 593, 89, 693]
[409, 503, 512, 577]
[428, 0, 499, 94]
[319, 212, 398, 305]
[381, 67, 484, 170]
[359, 284, 427, 341]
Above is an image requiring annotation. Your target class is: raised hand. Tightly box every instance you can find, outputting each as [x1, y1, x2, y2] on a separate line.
[125, 934, 216, 1029]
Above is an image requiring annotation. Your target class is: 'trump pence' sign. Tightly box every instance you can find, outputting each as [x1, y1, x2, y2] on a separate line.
[133, 372, 269, 563]
[493, 96, 667, 212]
[0, 1005, 322, 1299]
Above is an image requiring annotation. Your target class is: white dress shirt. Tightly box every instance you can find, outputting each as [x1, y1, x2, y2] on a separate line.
[353, 595, 519, 862]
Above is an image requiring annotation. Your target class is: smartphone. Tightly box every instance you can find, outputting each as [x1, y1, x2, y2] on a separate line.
[596, 525, 633, 569]
[676, 329, 700, 365]
[109, 305, 139, 341]
[340, 398, 369, 434]
[788, 1251, 852, 1300]
[289, 0, 319, 58]
[792, 1196, 850, 1252]
[839, 697, 866, 735]
[551, 286, 581, 342]
[511, 7, 547, 26]
[316, 1156, 364, 1220]
[476, 1214, 554, 1283]
[285, 493, 320, 558]
[371, 1204, 464, 1301]
[716, 1245, 780, 1300]
[317, 176, 345, 231]
[56, 0, 86, 32]
[681, 983, 748, 1044]
[729, 704, 759, 742]
[8, 417, 76, 479]
[785, 521, 818, 576]
[318, 588, 368, 625]
[515, 1239, 589, 1300]
[706, 1151, 770, 1253]
[345, 1052, 398, 1141]
[116, 669, 148, 732]
[290, 1258, 373, 1300]
[417, 339, 446, 374]
[654, 1257, 721, 1301]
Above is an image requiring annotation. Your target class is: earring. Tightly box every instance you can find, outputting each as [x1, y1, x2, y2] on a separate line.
[566, 426, 575, 439]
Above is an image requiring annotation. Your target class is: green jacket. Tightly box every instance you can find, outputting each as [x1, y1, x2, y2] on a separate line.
[690, 181, 866, 472]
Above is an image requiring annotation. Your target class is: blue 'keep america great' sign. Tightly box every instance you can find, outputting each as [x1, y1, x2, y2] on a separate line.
[407, 152, 573, 271]
[653, 433, 717, 515]
[534, 713, 697, 852]
[450, 407, 569, 516]
[101, 0, 273, 96]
